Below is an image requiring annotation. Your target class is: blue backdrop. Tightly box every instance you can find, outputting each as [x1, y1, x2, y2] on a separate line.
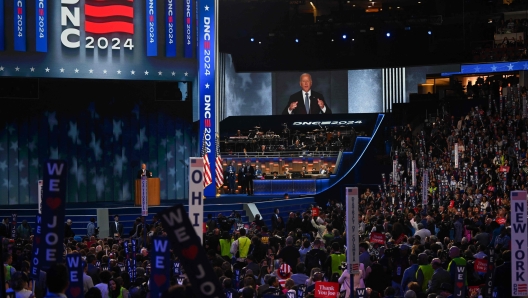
[0, 79, 197, 205]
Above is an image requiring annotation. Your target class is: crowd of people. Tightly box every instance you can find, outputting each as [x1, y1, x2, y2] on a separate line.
[1, 83, 525, 298]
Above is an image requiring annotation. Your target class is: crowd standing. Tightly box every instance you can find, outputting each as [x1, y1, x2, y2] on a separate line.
[1, 83, 526, 298]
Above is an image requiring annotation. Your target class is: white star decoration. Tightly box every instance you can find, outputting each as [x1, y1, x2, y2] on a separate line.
[117, 70, 122, 74]
[75, 68, 79, 73]
[158, 71, 162, 76]
[15, 66, 20, 71]
[205, 5, 210, 11]
[89, 69, 94, 74]
[205, 83, 210, 89]
[131, 70, 135, 75]
[0, 66, 4, 71]
[60, 68, 65, 73]
[30, 67, 35, 72]
[184, 72, 188, 76]
[171, 71, 176, 76]
[491, 65, 497, 71]
[45, 67, 50, 72]
[507, 63, 514, 70]
[103, 69, 107, 74]
[144, 70, 149, 75]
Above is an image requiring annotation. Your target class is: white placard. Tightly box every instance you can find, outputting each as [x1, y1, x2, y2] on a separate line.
[38, 180, 43, 214]
[189, 157, 204, 243]
[454, 143, 459, 169]
[141, 177, 148, 216]
[346, 187, 360, 274]
[511, 191, 528, 296]
[411, 160, 416, 186]
[422, 171, 428, 207]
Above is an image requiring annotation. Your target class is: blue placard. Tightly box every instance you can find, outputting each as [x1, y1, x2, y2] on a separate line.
[146, 0, 157, 56]
[173, 260, 181, 275]
[14, 0, 27, 51]
[149, 237, 171, 298]
[66, 254, 84, 298]
[29, 215, 42, 279]
[184, 0, 192, 57]
[40, 160, 67, 270]
[35, 0, 47, 52]
[198, 0, 216, 197]
[0, 0, 4, 50]
[165, 0, 176, 57]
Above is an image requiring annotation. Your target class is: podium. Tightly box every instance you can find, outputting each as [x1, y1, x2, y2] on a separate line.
[135, 178, 160, 206]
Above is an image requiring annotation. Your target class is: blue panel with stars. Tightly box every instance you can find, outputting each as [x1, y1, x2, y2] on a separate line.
[441, 60, 528, 76]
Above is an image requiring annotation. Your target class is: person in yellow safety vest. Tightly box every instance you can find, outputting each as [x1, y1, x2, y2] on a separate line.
[447, 246, 467, 286]
[325, 242, 346, 282]
[3, 253, 16, 282]
[416, 253, 434, 293]
[109, 277, 129, 298]
[230, 228, 251, 267]
[219, 231, 234, 262]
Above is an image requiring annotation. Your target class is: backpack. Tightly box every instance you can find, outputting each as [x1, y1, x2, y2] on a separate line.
[305, 249, 321, 273]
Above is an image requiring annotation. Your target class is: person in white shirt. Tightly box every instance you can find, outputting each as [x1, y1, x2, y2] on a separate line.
[414, 223, 431, 244]
[94, 270, 112, 298]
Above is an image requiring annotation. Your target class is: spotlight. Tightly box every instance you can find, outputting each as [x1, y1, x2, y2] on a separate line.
[295, 39, 299, 43]
[342, 34, 347, 39]
[250, 38, 254, 42]
[386, 33, 391, 37]
[259, 41, 261, 44]
[428, 30, 432, 35]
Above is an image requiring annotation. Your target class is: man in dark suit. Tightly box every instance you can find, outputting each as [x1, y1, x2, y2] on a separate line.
[226, 160, 237, 194]
[427, 258, 451, 295]
[109, 214, 123, 238]
[493, 250, 512, 298]
[137, 163, 152, 179]
[282, 73, 332, 115]
[242, 160, 255, 195]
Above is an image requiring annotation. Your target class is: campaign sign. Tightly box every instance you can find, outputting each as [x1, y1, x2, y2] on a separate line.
[10, 213, 17, 239]
[40, 160, 67, 270]
[346, 187, 360, 274]
[454, 264, 466, 298]
[312, 207, 320, 217]
[189, 158, 204, 243]
[173, 260, 181, 275]
[29, 215, 42, 279]
[496, 217, 506, 225]
[150, 237, 171, 298]
[369, 232, 385, 245]
[511, 191, 528, 296]
[66, 254, 84, 298]
[356, 288, 367, 298]
[314, 282, 340, 298]
[484, 248, 495, 298]
[474, 259, 487, 274]
[38, 180, 43, 214]
[158, 204, 224, 298]
[297, 284, 306, 298]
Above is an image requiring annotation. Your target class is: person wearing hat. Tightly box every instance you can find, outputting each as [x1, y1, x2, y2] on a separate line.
[426, 258, 451, 295]
[276, 263, 293, 289]
[65, 219, 75, 238]
[416, 253, 434, 293]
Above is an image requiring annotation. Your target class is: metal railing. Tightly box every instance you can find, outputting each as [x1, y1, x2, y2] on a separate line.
[220, 150, 341, 158]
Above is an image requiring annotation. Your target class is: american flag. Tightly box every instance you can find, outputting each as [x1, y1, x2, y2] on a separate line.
[351, 263, 360, 271]
[215, 135, 224, 188]
[518, 284, 527, 293]
[202, 132, 212, 188]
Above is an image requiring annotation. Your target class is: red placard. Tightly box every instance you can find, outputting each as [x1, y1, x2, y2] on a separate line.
[312, 207, 320, 217]
[449, 200, 455, 208]
[500, 165, 510, 173]
[314, 282, 340, 298]
[394, 233, 406, 245]
[474, 259, 488, 274]
[496, 217, 506, 225]
[468, 286, 481, 297]
[369, 232, 386, 245]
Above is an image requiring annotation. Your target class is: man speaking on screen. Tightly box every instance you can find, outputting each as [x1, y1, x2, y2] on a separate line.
[282, 73, 332, 115]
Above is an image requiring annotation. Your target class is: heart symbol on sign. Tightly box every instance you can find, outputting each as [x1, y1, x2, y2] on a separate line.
[153, 274, 166, 287]
[35, 237, 40, 245]
[46, 197, 61, 210]
[70, 287, 81, 298]
[182, 245, 198, 260]
[456, 282, 463, 288]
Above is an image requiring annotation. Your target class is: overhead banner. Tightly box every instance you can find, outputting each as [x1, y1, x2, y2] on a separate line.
[40, 160, 67, 270]
[157, 204, 224, 297]
[184, 0, 193, 57]
[189, 158, 204, 243]
[198, 0, 216, 197]
[0, 1, 196, 80]
[346, 187, 360, 275]
[511, 191, 528, 297]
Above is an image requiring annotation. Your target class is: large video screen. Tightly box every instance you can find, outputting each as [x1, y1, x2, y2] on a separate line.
[0, 0, 196, 81]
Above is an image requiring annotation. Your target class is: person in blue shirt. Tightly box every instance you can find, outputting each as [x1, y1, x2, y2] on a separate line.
[401, 253, 419, 292]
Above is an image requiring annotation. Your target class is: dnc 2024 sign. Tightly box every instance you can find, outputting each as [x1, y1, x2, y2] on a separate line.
[0, 0, 196, 80]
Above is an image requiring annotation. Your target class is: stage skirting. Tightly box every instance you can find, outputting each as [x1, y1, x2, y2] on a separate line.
[254, 179, 319, 195]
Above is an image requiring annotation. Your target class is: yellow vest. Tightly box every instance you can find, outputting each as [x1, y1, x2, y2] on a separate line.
[238, 236, 250, 258]
[330, 253, 346, 276]
[220, 238, 233, 258]
[416, 264, 434, 292]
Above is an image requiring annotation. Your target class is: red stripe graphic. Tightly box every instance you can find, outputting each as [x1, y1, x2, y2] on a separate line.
[85, 4, 133, 18]
[204, 41, 210, 50]
[85, 21, 134, 34]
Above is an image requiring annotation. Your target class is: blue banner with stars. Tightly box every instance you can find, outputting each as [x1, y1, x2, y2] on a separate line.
[198, 0, 216, 197]
[441, 60, 528, 76]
